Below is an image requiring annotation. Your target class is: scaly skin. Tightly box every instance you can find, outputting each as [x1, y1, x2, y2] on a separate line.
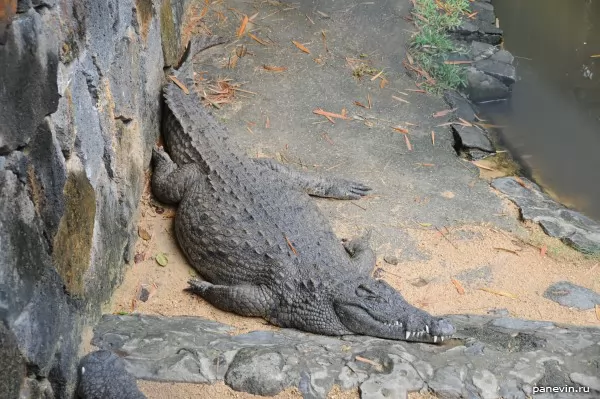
[77, 350, 146, 399]
[153, 36, 455, 343]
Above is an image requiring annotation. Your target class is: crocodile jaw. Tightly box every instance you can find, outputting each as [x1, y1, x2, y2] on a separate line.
[334, 303, 455, 343]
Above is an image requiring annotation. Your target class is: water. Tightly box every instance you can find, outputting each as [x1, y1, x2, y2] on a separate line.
[481, 0, 600, 220]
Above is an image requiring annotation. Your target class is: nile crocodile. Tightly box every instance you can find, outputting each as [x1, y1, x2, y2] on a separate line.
[152, 36, 455, 343]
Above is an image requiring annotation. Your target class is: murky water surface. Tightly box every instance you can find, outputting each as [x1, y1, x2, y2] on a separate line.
[481, 0, 600, 219]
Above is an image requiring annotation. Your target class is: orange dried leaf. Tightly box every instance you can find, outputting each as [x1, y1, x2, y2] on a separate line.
[444, 60, 473, 65]
[458, 118, 473, 127]
[392, 126, 408, 134]
[263, 65, 287, 72]
[406, 88, 426, 93]
[313, 108, 350, 120]
[479, 287, 518, 299]
[418, 163, 435, 167]
[404, 134, 413, 151]
[380, 78, 388, 89]
[493, 247, 520, 256]
[540, 245, 547, 257]
[354, 101, 367, 108]
[248, 33, 269, 46]
[471, 161, 495, 171]
[433, 108, 457, 118]
[237, 15, 249, 37]
[265, 116, 271, 128]
[370, 70, 384, 81]
[292, 40, 311, 54]
[514, 176, 528, 188]
[451, 278, 465, 295]
[168, 75, 189, 94]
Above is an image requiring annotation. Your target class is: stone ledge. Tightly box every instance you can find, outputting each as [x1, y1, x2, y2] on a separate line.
[91, 314, 600, 399]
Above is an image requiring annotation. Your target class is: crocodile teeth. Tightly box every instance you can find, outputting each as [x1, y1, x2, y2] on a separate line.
[425, 325, 429, 334]
[406, 331, 411, 339]
[433, 336, 438, 343]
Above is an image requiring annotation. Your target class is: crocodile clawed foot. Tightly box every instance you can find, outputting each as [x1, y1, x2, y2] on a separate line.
[186, 278, 212, 294]
[329, 179, 372, 200]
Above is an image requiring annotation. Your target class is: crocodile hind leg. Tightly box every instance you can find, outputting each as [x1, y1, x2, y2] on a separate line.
[152, 146, 203, 204]
[254, 158, 371, 200]
[187, 279, 273, 317]
[343, 233, 376, 274]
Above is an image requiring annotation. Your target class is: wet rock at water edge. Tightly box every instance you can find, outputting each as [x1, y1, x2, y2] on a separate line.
[491, 177, 600, 254]
[465, 68, 511, 103]
[451, 123, 495, 155]
[543, 281, 600, 310]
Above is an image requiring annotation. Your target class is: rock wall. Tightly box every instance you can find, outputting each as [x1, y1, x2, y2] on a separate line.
[0, 0, 192, 397]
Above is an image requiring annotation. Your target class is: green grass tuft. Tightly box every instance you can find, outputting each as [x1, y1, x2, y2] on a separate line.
[409, 0, 471, 93]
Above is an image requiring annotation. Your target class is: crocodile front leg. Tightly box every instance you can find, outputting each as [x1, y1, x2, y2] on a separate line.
[152, 146, 202, 204]
[343, 233, 376, 274]
[187, 279, 273, 317]
[254, 158, 371, 200]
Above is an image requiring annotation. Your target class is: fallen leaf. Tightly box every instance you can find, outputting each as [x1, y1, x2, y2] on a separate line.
[410, 277, 429, 287]
[406, 52, 414, 65]
[248, 33, 269, 46]
[138, 227, 151, 241]
[540, 245, 547, 257]
[471, 161, 495, 171]
[168, 75, 189, 94]
[370, 70, 384, 81]
[367, 93, 372, 109]
[237, 15, 249, 37]
[263, 65, 287, 72]
[321, 30, 328, 52]
[458, 117, 473, 127]
[355, 356, 384, 371]
[284, 235, 298, 255]
[493, 247, 520, 256]
[514, 176, 528, 188]
[321, 132, 334, 145]
[451, 278, 465, 295]
[380, 78, 388, 89]
[392, 95, 410, 104]
[248, 12, 259, 21]
[313, 108, 350, 120]
[418, 222, 432, 227]
[479, 287, 518, 299]
[431, 131, 435, 146]
[292, 40, 311, 54]
[155, 253, 168, 267]
[406, 89, 426, 93]
[354, 101, 367, 108]
[265, 116, 271, 128]
[591, 54, 600, 58]
[436, 122, 454, 127]
[404, 134, 413, 151]
[433, 108, 457, 118]
[417, 163, 435, 167]
[392, 126, 408, 134]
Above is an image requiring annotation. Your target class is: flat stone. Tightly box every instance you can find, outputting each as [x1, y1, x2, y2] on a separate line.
[491, 177, 600, 254]
[88, 314, 600, 399]
[470, 1, 496, 24]
[543, 281, 600, 310]
[383, 255, 399, 265]
[225, 347, 296, 396]
[491, 50, 515, 65]
[570, 373, 600, 391]
[465, 68, 510, 102]
[472, 369, 498, 399]
[474, 59, 517, 85]
[451, 124, 495, 153]
[470, 41, 498, 61]
[443, 91, 478, 122]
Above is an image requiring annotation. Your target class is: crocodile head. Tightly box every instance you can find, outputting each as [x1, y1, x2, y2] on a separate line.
[333, 278, 455, 343]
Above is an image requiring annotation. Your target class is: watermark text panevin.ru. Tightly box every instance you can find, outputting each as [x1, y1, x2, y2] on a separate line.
[533, 385, 590, 394]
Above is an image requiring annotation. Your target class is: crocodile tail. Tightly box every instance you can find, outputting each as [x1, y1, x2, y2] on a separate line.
[174, 35, 228, 88]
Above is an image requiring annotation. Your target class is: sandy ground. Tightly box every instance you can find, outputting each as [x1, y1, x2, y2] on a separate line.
[103, 0, 600, 398]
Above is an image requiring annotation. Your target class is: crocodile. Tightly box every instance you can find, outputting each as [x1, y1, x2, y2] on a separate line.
[152, 36, 455, 343]
[77, 350, 146, 399]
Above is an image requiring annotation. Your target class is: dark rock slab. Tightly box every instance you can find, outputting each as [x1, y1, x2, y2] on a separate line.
[452, 124, 494, 153]
[471, 41, 498, 61]
[474, 59, 517, 85]
[90, 314, 600, 399]
[465, 69, 510, 103]
[544, 281, 600, 310]
[491, 177, 600, 254]
[444, 90, 478, 122]
[491, 50, 514, 65]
